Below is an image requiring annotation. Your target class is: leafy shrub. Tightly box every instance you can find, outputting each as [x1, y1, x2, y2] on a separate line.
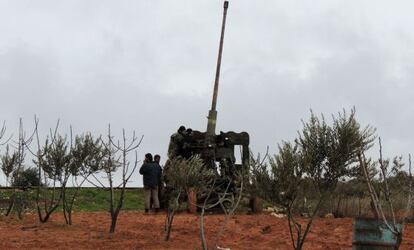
[12, 167, 41, 188]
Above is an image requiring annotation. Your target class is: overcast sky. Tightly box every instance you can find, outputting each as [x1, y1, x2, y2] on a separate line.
[1, 0, 413, 186]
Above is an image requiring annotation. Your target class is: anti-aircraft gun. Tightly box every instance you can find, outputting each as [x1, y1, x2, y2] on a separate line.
[166, 1, 250, 189]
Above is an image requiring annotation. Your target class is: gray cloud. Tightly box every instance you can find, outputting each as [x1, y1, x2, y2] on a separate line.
[0, 0, 413, 186]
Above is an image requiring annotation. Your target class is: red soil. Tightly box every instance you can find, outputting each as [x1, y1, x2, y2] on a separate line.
[0, 212, 413, 249]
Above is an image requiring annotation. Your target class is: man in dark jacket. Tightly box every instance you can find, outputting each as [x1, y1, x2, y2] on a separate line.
[139, 153, 161, 213]
[154, 154, 164, 209]
[167, 125, 186, 158]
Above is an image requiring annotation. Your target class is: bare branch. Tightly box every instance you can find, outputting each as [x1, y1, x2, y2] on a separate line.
[84, 173, 106, 189]
[403, 154, 413, 224]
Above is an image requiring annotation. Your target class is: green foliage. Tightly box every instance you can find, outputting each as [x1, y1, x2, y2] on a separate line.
[163, 155, 216, 241]
[251, 109, 376, 250]
[70, 133, 105, 176]
[38, 135, 70, 182]
[1, 145, 19, 184]
[166, 155, 215, 194]
[11, 167, 41, 188]
[296, 109, 376, 192]
[165, 155, 215, 211]
[36, 133, 104, 185]
[251, 142, 302, 207]
[253, 109, 376, 205]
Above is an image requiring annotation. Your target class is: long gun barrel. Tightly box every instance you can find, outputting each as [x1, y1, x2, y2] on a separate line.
[206, 1, 229, 136]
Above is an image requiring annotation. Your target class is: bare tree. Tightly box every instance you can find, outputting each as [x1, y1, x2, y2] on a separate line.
[358, 137, 413, 248]
[0, 121, 8, 147]
[86, 125, 142, 233]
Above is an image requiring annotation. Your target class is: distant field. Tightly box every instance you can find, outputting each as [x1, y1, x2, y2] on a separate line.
[0, 187, 145, 212]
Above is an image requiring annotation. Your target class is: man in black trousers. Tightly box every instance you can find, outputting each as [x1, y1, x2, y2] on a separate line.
[154, 154, 164, 209]
[139, 153, 161, 213]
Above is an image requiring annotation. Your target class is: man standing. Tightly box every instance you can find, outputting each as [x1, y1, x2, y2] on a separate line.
[167, 125, 186, 158]
[139, 153, 161, 213]
[154, 154, 164, 209]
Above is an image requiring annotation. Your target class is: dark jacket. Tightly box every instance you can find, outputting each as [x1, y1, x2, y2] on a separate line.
[139, 162, 161, 188]
[154, 163, 163, 186]
[167, 132, 184, 157]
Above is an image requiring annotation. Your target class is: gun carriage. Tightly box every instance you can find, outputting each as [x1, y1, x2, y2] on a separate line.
[165, 1, 255, 211]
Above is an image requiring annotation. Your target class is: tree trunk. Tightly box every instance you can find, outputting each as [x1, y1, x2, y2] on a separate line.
[5, 194, 15, 217]
[165, 209, 175, 241]
[68, 210, 72, 225]
[109, 212, 119, 233]
[200, 207, 208, 250]
[187, 189, 197, 214]
[62, 189, 69, 225]
[41, 204, 59, 223]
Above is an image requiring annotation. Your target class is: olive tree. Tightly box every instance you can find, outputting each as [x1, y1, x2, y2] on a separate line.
[41, 130, 104, 225]
[1, 119, 33, 218]
[213, 168, 245, 249]
[34, 134, 69, 223]
[1, 146, 20, 217]
[162, 155, 243, 250]
[252, 109, 375, 250]
[1, 145, 18, 187]
[2, 119, 29, 188]
[28, 119, 105, 225]
[163, 155, 215, 241]
[63, 132, 104, 225]
[27, 118, 73, 223]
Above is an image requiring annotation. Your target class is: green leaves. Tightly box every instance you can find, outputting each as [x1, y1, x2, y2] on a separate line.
[1, 145, 19, 180]
[251, 142, 302, 206]
[70, 133, 105, 176]
[35, 133, 105, 184]
[252, 108, 376, 206]
[297, 109, 376, 192]
[166, 155, 215, 193]
[11, 167, 41, 188]
[40, 135, 70, 181]
[250, 109, 376, 250]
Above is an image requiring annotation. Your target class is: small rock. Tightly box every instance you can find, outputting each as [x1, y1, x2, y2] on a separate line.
[216, 247, 231, 250]
[270, 212, 285, 218]
[261, 225, 272, 234]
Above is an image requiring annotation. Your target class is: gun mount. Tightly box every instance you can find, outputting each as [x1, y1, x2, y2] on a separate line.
[166, 1, 249, 176]
[170, 130, 250, 177]
[164, 1, 252, 211]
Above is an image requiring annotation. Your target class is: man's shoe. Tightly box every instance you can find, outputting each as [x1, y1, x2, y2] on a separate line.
[145, 209, 149, 213]
[155, 208, 159, 213]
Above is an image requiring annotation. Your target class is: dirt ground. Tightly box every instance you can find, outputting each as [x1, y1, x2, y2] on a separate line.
[0, 212, 414, 250]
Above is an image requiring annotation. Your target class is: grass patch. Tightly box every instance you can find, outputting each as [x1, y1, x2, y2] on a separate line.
[0, 187, 145, 212]
[69, 188, 145, 212]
